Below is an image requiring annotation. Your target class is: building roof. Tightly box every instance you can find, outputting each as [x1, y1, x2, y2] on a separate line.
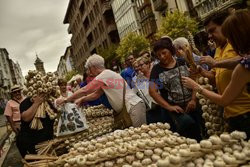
[63, 0, 73, 24]
[0, 48, 9, 55]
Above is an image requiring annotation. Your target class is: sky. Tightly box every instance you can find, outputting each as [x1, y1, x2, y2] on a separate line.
[0, 0, 71, 76]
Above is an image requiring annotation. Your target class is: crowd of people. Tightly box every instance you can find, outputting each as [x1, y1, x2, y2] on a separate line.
[2, 9, 250, 157]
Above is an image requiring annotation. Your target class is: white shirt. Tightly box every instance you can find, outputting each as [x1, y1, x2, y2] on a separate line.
[132, 75, 157, 109]
[95, 69, 142, 112]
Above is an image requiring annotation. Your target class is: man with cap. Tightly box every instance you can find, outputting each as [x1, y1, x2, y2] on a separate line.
[4, 85, 24, 133]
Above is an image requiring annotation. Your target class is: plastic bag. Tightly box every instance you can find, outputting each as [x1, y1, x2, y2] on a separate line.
[56, 103, 88, 137]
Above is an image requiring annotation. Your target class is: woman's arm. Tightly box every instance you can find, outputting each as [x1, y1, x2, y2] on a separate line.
[214, 56, 241, 69]
[182, 64, 250, 106]
[75, 89, 104, 107]
[200, 55, 241, 69]
[21, 95, 44, 122]
[149, 82, 184, 113]
[57, 80, 105, 105]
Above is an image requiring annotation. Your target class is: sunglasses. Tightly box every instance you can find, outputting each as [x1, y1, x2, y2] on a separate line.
[12, 91, 21, 94]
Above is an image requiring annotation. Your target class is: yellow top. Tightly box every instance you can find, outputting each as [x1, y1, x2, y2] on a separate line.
[214, 43, 250, 118]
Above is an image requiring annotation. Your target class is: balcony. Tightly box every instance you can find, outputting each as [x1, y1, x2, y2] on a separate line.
[152, 0, 168, 12]
[194, 0, 243, 20]
[102, 1, 112, 15]
[137, 0, 151, 12]
[107, 22, 117, 33]
[140, 10, 155, 23]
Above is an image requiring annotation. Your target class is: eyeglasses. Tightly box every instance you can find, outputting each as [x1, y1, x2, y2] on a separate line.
[138, 62, 145, 67]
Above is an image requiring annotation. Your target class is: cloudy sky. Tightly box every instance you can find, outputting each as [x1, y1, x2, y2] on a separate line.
[0, 0, 71, 76]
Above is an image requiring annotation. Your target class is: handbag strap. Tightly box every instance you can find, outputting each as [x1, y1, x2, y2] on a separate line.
[122, 80, 126, 107]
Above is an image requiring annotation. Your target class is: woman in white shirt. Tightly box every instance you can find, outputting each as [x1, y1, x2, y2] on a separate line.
[135, 56, 161, 124]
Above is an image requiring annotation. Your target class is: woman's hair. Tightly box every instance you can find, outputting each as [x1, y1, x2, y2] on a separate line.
[137, 56, 150, 65]
[153, 38, 175, 55]
[222, 9, 250, 55]
[57, 78, 67, 86]
[139, 50, 150, 57]
[173, 37, 190, 49]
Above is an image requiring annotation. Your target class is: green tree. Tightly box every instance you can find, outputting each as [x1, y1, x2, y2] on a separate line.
[64, 70, 78, 81]
[97, 43, 118, 65]
[156, 11, 198, 39]
[116, 32, 150, 58]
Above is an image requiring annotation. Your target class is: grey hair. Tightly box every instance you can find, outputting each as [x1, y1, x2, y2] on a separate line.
[173, 37, 190, 49]
[85, 54, 105, 69]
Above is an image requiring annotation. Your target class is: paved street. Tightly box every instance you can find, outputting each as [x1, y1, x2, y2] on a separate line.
[0, 115, 7, 127]
[2, 143, 23, 167]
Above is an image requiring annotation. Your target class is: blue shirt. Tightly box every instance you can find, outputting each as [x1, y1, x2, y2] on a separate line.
[193, 53, 209, 70]
[120, 67, 135, 88]
[80, 81, 112, 109]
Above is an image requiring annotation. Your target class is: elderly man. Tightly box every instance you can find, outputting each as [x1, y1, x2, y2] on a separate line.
[56, 54, 146, 128]
[4, 85, 24, 133]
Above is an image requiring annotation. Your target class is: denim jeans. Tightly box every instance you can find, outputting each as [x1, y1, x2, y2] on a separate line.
[161, 107, 202, 141]
[146, 105, 163, 124]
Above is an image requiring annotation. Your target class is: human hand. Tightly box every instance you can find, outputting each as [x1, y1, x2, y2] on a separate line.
[185, 100, 196, 112]
[32, 94, 45, 105]
[75, 97, 84, 107]
[55, 97, 66, 105]
[167, 105, 184, 113]
[200, 56, 216, 67]
[182, 76, 200, 90]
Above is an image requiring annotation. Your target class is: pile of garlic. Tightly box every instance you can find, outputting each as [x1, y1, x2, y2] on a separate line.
[196, 76, 226, 136]
[23, 70, 60, 130]
[48, 123, 250, 167]
[35, 105, 114, 155]
[49, 123, 186, 166]
[83, 105, 113, 118]
[157, 131, 250, 167]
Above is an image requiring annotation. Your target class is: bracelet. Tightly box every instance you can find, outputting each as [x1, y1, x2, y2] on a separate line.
[197, 85, 203, 94]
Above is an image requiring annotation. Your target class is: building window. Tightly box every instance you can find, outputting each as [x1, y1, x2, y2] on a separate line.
[80, 1, 85, 15]
[83, 17, 90, 31]
[87, 33, 94, 46]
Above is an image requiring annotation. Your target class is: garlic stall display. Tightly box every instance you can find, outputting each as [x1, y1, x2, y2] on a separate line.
[49, 124, 250, 167]
[34, 105, 114, 156]
[23, 70, 60, 130]
[196, 76, 227, 136]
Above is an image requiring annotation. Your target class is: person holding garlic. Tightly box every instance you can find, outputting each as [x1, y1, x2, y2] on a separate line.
[182, 10, 250, 139]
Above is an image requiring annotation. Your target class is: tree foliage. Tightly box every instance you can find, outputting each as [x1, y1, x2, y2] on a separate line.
[97, 43, 118, 62]
[156, 11, 199, 39]
[116, 32, 150, 58]
[64, 70, 78, 81]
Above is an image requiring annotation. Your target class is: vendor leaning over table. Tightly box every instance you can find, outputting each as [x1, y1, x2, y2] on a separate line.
[16, 93, 57, 157]
[56, 54, 146, 127]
